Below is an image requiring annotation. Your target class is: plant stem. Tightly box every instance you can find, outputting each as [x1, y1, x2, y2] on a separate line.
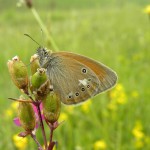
[31, 133, 43, 150]
[50, 125, 54, 143]
[37, 104, 48, 149]
[47, 122, 56, 150]
[30, 7, 59, 51]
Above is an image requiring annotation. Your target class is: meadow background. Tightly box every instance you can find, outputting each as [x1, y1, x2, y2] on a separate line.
[0, 0, 150, 150]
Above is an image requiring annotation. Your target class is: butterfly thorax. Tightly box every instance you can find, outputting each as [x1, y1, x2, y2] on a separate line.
[37, 47, 53, 68]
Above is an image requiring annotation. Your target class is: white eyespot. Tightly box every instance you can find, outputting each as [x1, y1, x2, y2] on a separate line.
[75, 92, 79, 97]
[68, 92, 73, 99]
[79, 79, 88, 86]
[81, 68, 87, 74]
[49, 85, 53, 91]
[68, 95, 72, 99]
[81, 87, 85, 91]
[87, 85, 90, 88]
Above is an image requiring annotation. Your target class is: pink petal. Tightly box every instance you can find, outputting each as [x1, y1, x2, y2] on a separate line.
[13, 117, 21, 126]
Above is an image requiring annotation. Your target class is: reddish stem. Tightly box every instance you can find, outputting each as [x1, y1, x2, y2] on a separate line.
[36, 104, 48, 149]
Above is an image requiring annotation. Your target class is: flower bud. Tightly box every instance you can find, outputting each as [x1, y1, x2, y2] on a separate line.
[31, 68, 50, 101]
[18, 101, 36, 131]
[30, 54, 40, 75]
[7, 56, 28, 92]
[42, 92, 61, 123]
[31, 68, 48, 91]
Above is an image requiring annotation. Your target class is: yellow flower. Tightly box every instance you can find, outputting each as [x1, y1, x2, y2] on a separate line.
[11, 102, 18, 110]
[94, 140, 107, 150]
[132, 129, 144, 140]
[108, 83, 127, 109]
[13, 134, 28, 150]
[132, 121, 144, 140]
[58, 112, 68, 122]
[144, 5, 150, 14]
[115, 83, 123, 91]
[5, 109, 13, 117]
[81, 100, 91, 113]
[116, 92, 127, 104]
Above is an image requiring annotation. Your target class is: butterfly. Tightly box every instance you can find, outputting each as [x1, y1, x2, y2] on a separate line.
[36, 47, 117, 105]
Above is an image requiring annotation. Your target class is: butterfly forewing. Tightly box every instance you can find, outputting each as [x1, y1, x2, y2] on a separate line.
[55, 52, 117, 92]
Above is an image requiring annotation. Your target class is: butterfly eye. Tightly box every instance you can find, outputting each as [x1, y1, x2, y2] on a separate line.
[75, 92, 79, 97]
[81, 87, 85, 91]
[87, 85, 90, 88]
[81, 68, 87, 74]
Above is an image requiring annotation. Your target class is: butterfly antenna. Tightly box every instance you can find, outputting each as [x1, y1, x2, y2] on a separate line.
[24, 33, 41, 46]
[40, 28, 44, 48]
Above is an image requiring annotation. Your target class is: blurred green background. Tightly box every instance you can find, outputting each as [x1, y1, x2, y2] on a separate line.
[0, 0, 150, 150]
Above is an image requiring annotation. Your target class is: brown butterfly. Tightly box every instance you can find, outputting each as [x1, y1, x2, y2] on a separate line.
[36, 47, 117, 105]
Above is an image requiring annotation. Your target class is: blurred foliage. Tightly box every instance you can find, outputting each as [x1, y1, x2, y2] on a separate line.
[0, 0, 150, 150]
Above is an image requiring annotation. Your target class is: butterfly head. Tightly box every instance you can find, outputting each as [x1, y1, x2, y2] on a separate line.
[37, 47, 52, 67]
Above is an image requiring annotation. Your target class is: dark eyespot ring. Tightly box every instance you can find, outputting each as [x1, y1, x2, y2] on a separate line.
[87, 85, 90, 88]
[68, 95, 72, 99]
[81, 87, 85, 91]
[75, 92, 79, 96]
[82, 68, 87, 74]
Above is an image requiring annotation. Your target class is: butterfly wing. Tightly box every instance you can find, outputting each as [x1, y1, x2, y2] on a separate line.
[55, 52, 117, 90]
[46, 53, 103, 105]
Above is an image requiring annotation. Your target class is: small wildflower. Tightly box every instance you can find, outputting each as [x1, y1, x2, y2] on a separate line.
[116, 92, 127, 104]
[5, 109, 13, 117]
[59, 112, 68, 122]
[13, 134, 28, 150]
[132, 121, 144, 140]
[81, 100, 91, 113]
[132, 121, 145, 149]
[108, 83, 127, 111]
[94, 140, 107, 150]
[11, 102, 18, 110]
[144, 5, 150, 15]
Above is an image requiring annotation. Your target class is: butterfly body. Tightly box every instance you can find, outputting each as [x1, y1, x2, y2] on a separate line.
[37, 47, 117, 105]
